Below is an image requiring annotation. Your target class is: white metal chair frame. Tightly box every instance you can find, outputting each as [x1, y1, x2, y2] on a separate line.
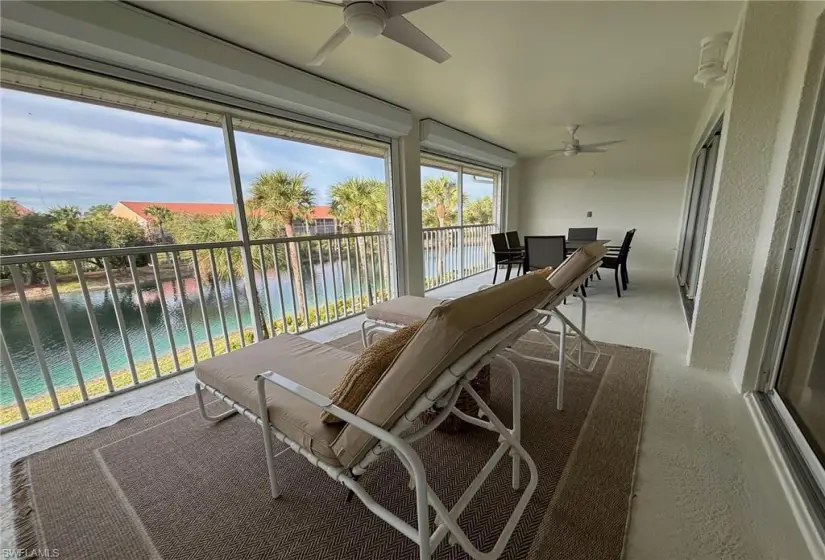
[360, 261, 603, 410]
[195, 311, 542, 560]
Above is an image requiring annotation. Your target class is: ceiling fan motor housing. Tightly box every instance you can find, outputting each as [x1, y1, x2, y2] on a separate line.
[344, 1, 387, 38]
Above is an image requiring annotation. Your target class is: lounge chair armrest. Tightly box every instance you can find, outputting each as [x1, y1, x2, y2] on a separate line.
[492, 250, 522, 256]
[255, 371, 425, 478]
[257, 371, 332, 408]
[255, 371, 416, 454]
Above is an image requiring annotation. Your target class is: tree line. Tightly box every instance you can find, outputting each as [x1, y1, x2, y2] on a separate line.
[0, 172, 493, 288]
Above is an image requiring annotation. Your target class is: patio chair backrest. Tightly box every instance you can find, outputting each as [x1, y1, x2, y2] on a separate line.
[568, 227, 598, 241]
[505, 231, 521, 249]
[617, 229, 636, 260]
[524, 236, 566, 272]
[491, 232, 513, 264]
[546, 242, 607, 291]
[332, 273, 555, 468]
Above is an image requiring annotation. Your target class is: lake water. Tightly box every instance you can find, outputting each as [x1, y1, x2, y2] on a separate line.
[0, 246, 489, 407]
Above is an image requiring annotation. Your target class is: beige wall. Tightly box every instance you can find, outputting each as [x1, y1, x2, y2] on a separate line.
[687, 1, 825, 384]
[518, 134, 690, 271]
[110, 202, 145, 226]
[728, 2, 825, 391]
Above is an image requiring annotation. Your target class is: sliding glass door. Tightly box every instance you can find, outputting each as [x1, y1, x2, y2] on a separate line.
[759, 89, 825, 532]
[678, 122, 723, 324]
[775, 167, 825, 465]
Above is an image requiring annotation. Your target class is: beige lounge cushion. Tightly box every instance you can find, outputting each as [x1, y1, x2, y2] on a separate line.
[548, 243, 607, 290]
[365, 295, 443, 326]
[332, 273, 555, 468]
[321, 322, 422, 425]
[195, 334, 357, 466]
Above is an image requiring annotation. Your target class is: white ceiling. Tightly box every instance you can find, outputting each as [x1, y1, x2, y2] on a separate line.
[134, 0, 741, 156]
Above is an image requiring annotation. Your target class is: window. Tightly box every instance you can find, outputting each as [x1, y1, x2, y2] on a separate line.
[0, 60, 398, 426]
[677, 122, 722, 325]
[0, 86, 236, 415]
[232, 116, 395, 332]
[420, 153, 501, 289]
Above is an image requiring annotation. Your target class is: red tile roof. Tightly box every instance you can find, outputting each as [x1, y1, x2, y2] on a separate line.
[117, 201, 333, 220]
[1, 200, 31, 215]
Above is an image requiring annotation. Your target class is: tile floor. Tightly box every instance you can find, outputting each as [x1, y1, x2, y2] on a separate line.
[0, 268, 812, 558]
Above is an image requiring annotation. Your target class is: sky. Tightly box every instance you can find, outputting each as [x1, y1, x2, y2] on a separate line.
[0, 88, 493, 212]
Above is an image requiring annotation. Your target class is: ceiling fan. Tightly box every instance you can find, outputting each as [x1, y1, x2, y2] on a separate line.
[546, 125, 625, 158]
[300, 0, 450, 66]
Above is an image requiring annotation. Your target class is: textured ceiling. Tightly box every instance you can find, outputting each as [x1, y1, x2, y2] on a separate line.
[133, 0, 741, 155]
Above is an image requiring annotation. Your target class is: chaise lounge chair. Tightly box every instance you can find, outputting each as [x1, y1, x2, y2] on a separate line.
[194, 273, 557, 560]
[360, 243, 607, 410]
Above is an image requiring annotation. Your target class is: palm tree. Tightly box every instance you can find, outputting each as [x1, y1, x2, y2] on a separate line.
[247, 170, 315, 319]
[464, 196, 494, 225]
[422, 176, 459, 282]
[187, 211, 272, 339]
[421, 176, 458, 228]
[144, 205, 173, 241]
[330, 177, 388, 304]
[49, 205, 82, 233]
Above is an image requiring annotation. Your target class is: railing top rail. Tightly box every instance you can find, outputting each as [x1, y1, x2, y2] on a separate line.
[0, 240, 243, 265]
[422, 224, 496, 232]
[0, 231, 397, 265]
[249, 231, 391, 245]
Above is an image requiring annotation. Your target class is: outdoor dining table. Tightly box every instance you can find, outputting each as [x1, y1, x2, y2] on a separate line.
[566, 239, 611, 250]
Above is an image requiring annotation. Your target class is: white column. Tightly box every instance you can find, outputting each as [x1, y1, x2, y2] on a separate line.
[222, 114, 264, 341]
[688, 2, 802, 376]
[396, 119, 425, 296]
[503, 162, 522, 233]
[457, 167, 465, 278]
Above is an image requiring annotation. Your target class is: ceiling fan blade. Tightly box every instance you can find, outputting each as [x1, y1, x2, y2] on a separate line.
[578, 148, 608, 153]
[295, 0, 342, 7]
[381, 16, 450, 63]
[580, 139, 624, 149]
[308, 25, 351, 66]
[385, 0, 444, 18]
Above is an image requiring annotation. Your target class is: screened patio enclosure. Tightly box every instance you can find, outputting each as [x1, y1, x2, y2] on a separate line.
[0, 53, 514, 430]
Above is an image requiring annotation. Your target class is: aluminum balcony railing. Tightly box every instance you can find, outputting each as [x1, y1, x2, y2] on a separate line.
[0, 231, 392, 429]
[422, 224, 496, 290]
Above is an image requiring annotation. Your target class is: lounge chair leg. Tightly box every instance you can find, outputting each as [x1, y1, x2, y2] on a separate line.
[195, 383, 238, 422]
[493, 266, 498, 284]
[615, 268, 622, 297]
[557, 320, 566, 411]
[511, 358, 521, 490]
[505, 264, 513, 281]
[256, 377, 282, 499]
[579, 294, 587, 364]
[595, 270, 601, 280]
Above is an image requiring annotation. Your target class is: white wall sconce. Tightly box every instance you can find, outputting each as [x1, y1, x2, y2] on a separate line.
[694, 32, 733, 88]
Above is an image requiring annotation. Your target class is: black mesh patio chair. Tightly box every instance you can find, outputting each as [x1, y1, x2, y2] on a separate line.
[505, 231, 523, 251]
[600, 229, 635, 297]
[524, 235, 586, 297]
[491, 232, 523, 282]
[568, 228, 600, 280]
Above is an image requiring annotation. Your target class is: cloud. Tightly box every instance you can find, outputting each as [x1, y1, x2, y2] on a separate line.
[1, 88, 388, 211]
[234, 131, 386, 204]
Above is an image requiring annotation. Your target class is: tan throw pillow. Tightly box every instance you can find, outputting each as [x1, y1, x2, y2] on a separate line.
[321, 321, 423, 424]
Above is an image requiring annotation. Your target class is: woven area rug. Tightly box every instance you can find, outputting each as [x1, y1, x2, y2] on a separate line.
[11, 331, 651, 559]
